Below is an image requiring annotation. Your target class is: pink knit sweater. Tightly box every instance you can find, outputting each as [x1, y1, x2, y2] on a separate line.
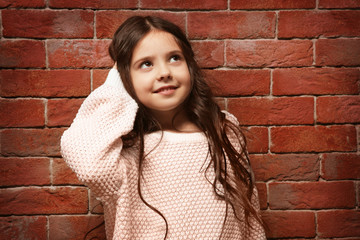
[61, 69, 266, 239]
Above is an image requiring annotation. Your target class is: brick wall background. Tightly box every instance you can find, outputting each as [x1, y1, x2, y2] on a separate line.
[0, 0, 359, 239]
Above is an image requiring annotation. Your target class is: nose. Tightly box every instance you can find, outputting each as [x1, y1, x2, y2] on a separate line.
[157, 62, 172, 81]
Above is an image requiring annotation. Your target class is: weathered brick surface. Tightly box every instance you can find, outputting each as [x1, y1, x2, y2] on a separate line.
[226, 40, 313, 67]
[0, 216, 47, 239]
[2, 9, 94, 38]
[0, 99, 45, 127]
[230, 0, 316, 9]
[271, 126, 357, 153]
[0, 158, 50, 186]
[0, 187, 88, 215]
[0, 40, 45, 68]
[321, 153, 360, 180]
[317, 210, 360, 238]
[250, 154, 319, 181]
[49, 0, 137, 9]
[49, 215, 105, 240]
[141, 0, 227, 9]
[262, 211, 316, 238]
[203, 69, 270, 96]
[0, 0, 45, 8]
[52, 158, 83, 185]
[188, 12, 275, 39]
[317, 96, 360, 124]
[192, 41, 224, 68]
[278, 11, 360, 38]
[316, 39, 360, 66]
[1, 3, 359, 239]
[319, 0, 360, 8]
[0, 70, 91, 97]
[228, 97, 314, 125]
[96, 11, 186, 39]
[47, 98, 84, 127]
[47, 40, 112, 68]
[269, 181, 356, 209]
[1, 128, 65, 157]
[244, 127, 269, 154]
[273, 68, 360, 95]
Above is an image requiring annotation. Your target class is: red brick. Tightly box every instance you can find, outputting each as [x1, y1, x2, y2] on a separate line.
[269, 181, 355, 209]
[317, 96, 360, 124]
[318, 210, 360, 238]
[231, 0, 315, 9]
[49, 215, 105, 240]
[358, 182, 360, 208]
[188, 12, 275, 39]
[321, 153, 360, 180]
[226, 40, 313, 67]
[0, 70, 91, 97]
[1, 128, 65, 157]
[316, 39, 360, 66]
[250, 154, 319, 181]
[2, 9, 93, 38]
[47, 40, 112, 68]
[49, 0, 137, 8]
[141, 0, 226, 9]
[52, 158, 82, 185]
[0, 99, 45, 127]
[319, 0, 360, 8]
[47, 98, 84, 127]
[255, 183, 267, 210]
[273, 68, 360, 95]
[0, 40, 45, 68]
[0, 216, 47, 239]
[0, 0, 45, 8]
[261, 211, 315, 238]
[192, 41, 224, 68]
[0, 187, 88, 215]
[90, 191, 104, 214]
[215, 98, 226, 110]
[203, 69, 270, 97]
[228, 97, 314, 125]
[96, 11, 186, 39]
[243, 127, 268, 153]
[0, 157, 50, 186]
[271, 126, 357, 153]
[279, 11, 360, 38]
[93, 69, 109, 90]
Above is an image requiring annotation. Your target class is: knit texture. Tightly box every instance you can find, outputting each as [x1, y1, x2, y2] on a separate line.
[61, 69, 266, 239]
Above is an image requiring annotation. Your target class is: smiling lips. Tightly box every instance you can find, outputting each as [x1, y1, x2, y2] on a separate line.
[153, 85, 178, 95]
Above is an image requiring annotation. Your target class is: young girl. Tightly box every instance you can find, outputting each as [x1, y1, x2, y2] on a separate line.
[61, 16, 266, 239]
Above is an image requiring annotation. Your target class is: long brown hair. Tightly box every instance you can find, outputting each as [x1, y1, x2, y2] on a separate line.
[109, 16, 263, 239]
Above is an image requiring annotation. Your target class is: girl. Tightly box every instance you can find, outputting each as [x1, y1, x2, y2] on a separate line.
[61, 16, 266, 239]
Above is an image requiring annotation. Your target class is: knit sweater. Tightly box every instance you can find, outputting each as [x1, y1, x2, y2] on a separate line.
[60, 69, 266, 240]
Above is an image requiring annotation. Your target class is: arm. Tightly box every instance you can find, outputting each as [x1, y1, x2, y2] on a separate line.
[60, 69, 138, 201]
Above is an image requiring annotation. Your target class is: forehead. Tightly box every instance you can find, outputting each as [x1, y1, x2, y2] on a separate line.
[131, 30, 182, 61]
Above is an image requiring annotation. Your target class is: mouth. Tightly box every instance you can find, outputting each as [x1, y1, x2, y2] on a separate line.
[153, 85, 178, 93]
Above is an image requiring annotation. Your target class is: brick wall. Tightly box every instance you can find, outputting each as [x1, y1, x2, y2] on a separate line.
[0, 0, 359, 239]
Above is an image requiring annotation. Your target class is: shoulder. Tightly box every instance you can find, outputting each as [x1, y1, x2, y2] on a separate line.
[221, 110, 240, 126]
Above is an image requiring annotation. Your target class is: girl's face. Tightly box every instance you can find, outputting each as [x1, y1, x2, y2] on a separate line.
[130, 30, 191, 116]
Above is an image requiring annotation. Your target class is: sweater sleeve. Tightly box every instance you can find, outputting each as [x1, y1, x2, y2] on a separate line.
[60, 69, 138, 201]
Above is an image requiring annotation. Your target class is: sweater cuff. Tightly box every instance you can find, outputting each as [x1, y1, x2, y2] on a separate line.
[104, 68, 125, 89]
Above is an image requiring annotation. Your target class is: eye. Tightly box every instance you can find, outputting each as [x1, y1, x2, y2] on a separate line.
[140, 61, 152, 69]
[169, 54, 181, 63]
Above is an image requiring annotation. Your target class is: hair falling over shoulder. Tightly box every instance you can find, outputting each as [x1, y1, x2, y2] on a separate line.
[108, 16, 264, 239]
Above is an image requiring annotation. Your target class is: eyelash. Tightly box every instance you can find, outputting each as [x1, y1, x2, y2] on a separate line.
[139, 54, 182, 69]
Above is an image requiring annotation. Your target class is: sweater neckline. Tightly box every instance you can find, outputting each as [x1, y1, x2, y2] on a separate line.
[147, 130, 207, 143]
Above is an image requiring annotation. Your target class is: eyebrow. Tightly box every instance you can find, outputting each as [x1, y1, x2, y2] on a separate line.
[132, 50, 184, 67]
